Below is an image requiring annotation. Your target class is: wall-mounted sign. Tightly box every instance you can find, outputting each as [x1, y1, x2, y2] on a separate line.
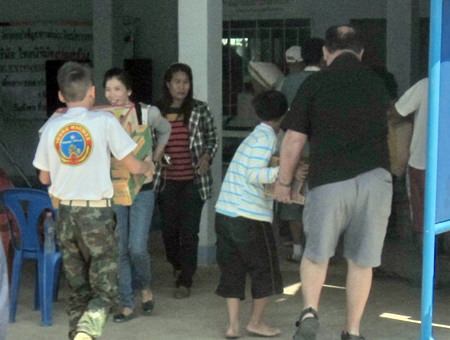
[0, 22, 92, 119]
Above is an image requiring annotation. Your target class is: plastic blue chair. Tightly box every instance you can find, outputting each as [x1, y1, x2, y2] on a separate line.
[2, 188, 62, 326]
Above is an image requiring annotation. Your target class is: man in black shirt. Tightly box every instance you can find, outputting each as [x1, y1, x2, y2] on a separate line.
[274, 25, 392, 340]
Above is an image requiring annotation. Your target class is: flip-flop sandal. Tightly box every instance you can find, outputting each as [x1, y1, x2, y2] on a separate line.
[293, 307, 319, 340]
[247, 329, 281, 337]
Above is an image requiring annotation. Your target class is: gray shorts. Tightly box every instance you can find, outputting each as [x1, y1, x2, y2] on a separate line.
[303, 167, 393, 267]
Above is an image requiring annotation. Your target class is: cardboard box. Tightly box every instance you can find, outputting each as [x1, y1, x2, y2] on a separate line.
[264, 156, 309, 205]
[94, 105, 149, 206]
[110, 124, 153, 206]
[99, 104, 139, 134]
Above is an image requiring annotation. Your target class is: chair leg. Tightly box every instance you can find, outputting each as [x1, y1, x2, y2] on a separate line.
[53, 259, 62, 301]
[34, 262, 40, 310]
[40, 254, 60, 326]
[9, 253, 23, 323]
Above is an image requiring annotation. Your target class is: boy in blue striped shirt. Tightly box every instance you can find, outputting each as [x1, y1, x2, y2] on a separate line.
[215, 90, 287, 338]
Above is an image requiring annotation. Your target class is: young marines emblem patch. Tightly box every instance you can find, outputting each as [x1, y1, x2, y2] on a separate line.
[54, 124, 93, 165]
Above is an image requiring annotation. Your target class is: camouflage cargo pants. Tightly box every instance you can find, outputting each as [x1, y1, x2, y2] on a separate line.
[56, 205, 118, 339]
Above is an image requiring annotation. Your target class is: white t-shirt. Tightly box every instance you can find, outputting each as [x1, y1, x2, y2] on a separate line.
[33, 107, 136, 200]
[395, 78, 428, 170]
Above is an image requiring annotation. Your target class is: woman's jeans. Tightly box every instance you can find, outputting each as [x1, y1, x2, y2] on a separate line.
[113, 189, 155, 308]
[158, 180, 204, 288]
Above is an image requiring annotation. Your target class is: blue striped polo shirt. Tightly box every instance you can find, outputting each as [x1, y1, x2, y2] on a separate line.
[215, 123, 279, 222]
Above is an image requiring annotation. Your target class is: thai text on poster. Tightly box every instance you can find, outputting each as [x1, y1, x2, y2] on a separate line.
[0, 23, 92, 119]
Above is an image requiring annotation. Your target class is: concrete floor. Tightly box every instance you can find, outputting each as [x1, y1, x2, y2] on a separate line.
[5, 231, 450, 340]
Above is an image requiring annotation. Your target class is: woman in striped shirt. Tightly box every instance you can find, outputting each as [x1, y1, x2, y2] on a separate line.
[156, 63, 218, 299]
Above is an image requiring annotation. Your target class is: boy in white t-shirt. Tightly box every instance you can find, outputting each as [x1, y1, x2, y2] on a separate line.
[33, 62, 154, 340]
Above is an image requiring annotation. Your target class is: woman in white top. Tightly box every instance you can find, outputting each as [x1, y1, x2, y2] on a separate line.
[103, 68, 171, 322]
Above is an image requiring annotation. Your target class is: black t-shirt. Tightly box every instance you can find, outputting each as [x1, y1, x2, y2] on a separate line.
[281, 53, 391, 189]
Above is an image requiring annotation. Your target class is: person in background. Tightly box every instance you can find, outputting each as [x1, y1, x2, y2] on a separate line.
[281, 38, 324, 104]
[215, 90, 286, 339]
[33, 61, 155, 340]
[278, 38, 324, 263]
[274, 25, 392, 340]
[156, 63, 218, 299]
[392, 78, 428, 247]
[103, 68, 171, 323]
[274, 45, 305, 91]
[0, 241, 8, 340]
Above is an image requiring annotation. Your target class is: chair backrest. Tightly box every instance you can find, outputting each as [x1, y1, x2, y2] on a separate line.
[0, 168, 14, 226]
[2, 188, 53, 252]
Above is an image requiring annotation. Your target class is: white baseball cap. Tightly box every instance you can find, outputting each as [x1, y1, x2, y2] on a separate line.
[285, 45, 303, 63]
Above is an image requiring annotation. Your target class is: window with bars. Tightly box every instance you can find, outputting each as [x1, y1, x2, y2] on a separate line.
[221, 19, 311, 165]
[222, 19, 311, 123]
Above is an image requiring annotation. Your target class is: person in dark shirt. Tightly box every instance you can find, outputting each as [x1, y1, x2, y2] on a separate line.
[274, 25, 392, 340]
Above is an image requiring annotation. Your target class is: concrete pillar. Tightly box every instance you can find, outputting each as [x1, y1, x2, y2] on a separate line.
[387, 0, 420, 94]
[178, 0, 223, 265]
[92, 0, 124, 104]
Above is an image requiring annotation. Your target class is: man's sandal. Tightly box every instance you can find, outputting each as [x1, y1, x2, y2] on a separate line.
[292, 307, 319, 340]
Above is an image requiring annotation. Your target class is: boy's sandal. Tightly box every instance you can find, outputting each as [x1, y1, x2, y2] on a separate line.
[293, 307, 319, 340]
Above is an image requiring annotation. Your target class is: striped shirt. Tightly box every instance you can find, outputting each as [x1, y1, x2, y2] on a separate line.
[154, 100, 218, 200]
[215, 123, 279, 222]
[165, 113, 195, 180]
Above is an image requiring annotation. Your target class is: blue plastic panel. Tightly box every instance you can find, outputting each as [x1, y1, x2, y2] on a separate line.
[435, 0, 450, 223]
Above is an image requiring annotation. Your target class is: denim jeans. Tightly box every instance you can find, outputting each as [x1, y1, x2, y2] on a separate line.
[113, 189, 155, 308]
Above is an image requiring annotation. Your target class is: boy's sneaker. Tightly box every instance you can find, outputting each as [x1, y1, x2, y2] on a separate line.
[73, 332, 93, 340]
[293, 307, 319, 340]
[341, 331, 365, 340]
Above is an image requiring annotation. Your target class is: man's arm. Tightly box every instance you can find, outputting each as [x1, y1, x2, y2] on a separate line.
[120, 154, 155, 178]
[38, 170, 51, 186]
[273, 130, 307, 203]
[387, 103, 406, 124]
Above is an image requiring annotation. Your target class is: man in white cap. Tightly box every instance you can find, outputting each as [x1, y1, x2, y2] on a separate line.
[285, 45, 304, 67]
[277, 39, 324, 264]
[275, 45, 304, 90]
